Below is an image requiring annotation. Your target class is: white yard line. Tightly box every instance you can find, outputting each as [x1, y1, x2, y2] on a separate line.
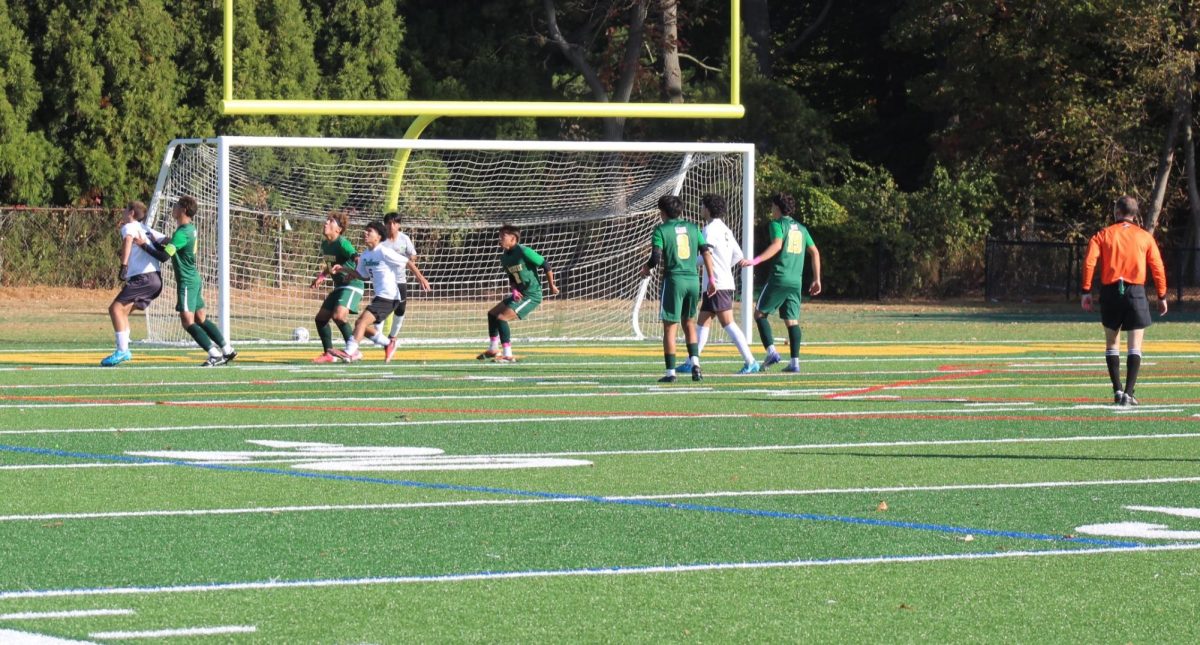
[3, 544, 1199, 601]
[2, 475, 1199, 524]
[88, 626, 255, 639]
[0, 609, 134, 620]
[0, 629, 97, 644]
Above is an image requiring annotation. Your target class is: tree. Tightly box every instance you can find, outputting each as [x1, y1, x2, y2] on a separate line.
[0, 0, 60, 204]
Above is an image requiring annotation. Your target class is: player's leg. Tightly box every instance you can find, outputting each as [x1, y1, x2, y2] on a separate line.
[103, 299, 136, 366]
[1123, 328, 1145, 404]
[1103, 325, 1123, 401]
[658, 279, 684, 381]
[314, 305, 338, 362]
[681, 282, 702, 381]
[754, 283, 784, 368]
[1119, 285, 1153, 405]
[494, 305, 520, 361]
[479, 301, 506, 360]
[716, 308, 758, 373]
[779, 289, 804, 373]
[337, 306, 379, 363]
[660, 321, 680, 382]
[331, 305, 356, 347]
[384, 288, 407, 363]
[195, 308, 236, 363]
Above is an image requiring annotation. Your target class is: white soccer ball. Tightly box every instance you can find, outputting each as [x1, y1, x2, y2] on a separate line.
[292, 326, 310, 342]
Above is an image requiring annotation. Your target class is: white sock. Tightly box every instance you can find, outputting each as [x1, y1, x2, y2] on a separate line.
[502, 342, 513, 358]
[697, 325, 711, 355]
[346, 340, 360, 355]
[222, 344, 234, 354]
[665, 368, 676, 377]
[790, 357, 800, 369]
[207, 347, 223, 358]
[115, 331, 130, 352]
[389, 315, 405, 338]
[370, 332, 388, 347]
[724, 323, 755, 364]
[691, 354, 701, 366]
[489, 336, 500, 350]
[766, 344, 778, 356]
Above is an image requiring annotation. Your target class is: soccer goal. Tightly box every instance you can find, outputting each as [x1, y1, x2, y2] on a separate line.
[143, 136, 755, 344]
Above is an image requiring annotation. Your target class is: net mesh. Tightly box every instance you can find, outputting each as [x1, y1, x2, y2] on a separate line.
[145, 140, 748, 344]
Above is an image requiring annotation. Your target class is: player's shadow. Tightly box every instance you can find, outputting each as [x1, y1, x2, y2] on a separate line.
[788, 451, 1200, 463]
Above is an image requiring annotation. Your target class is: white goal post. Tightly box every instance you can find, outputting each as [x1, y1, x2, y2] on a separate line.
[143, 136, 755, 344]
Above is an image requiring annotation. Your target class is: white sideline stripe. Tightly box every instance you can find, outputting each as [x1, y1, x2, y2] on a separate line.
[88, 626, 255, 639]
[4, 544, 1200, 601]
[0, 609, 134, 620]
[0, 377, 409, 390]
[0, 629, 98, 644]
[3, 475, 1200, 524]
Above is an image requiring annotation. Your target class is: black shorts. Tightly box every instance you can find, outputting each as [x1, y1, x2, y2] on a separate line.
[114, 271, 162, 310]
[700, 289, 735, 314]
[365, 296, 403, 322]
[1099, 282, 1152, 331]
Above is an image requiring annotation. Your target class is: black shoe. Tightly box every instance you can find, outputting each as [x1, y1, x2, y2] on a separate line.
[658, 374, 677, 383]
[202, 355, 227, 367]
[1121, 392, 1139, 406]
[691, 364, 703, 382]
[223, 349, 238, 364]
[1113, 389, 1124, 405]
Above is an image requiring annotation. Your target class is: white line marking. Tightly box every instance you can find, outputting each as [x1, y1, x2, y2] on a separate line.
[4, 544, 1199, 600]
[0, 463, 162, 471]
[0, 609, 134, 620]
[88, 626, 256, 639]
[0, 629, 97, 644]
[3, 476, 1199, 523]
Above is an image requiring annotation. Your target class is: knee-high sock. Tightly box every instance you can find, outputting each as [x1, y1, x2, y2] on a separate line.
[787, 325, 802, 359]
[200, 319, 226, 349]
[1105, 349, 1122, 392]
[389, 315, 405, 338]
[186, 324, 213, 351]
[1125, 350, 1142, 395]
[487, 314, 499, 341]
[686, 342, 699, 363]
[317, 321, 333, 352]
[497, 320, 511, 344]
[755, 317, 774, 350]
[336, 321, 354, 343]
[725, 323, 755, 363]
[697, 325, 711, 356]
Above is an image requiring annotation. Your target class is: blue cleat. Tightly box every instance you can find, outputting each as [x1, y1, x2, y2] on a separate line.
[100, 350, 132, 367]
[782, 363, 801, 373]
[762, 352, 782, 369]
[737, 362, 761, 374]
[676, 362, 693, 374]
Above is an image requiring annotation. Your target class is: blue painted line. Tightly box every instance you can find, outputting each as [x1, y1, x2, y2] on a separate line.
[0, 443, 1143, 549]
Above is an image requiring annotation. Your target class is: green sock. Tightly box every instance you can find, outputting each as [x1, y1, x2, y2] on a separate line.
[185, 324, 213, 351]
[200, 319, 226, 348]
[337, 321, 354, 343]
[787, 325, 802, 359]
[755, 317, 774, 349]
[317, 322, 333, 352]
[488, 315, 499, 338]
[498, 320, 511, 344]
[665, 353, 676, 370]
[686, 342, 699, 359]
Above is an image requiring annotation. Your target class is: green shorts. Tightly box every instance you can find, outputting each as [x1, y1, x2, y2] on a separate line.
[659, 276, 700, 323]
[321, 285, 363, 315]
[505, 293, 542, 320]
[175, 281, 205, 313]
[756, 282, 802, 320]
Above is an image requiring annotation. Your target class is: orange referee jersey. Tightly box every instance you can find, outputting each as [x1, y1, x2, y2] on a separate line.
[1081, 221, 1167, 298]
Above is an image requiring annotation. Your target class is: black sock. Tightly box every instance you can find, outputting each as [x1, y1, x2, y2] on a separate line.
[336, 321, 354, 343]
[686, 342, 698, 360]
[1105, 350, 1122, 392]
[317, 321, 333, 352]
[186, 324, 213, 351]
[787, 325, 802, 359]
[488, 314, 499, 339]
[200, 319, 226, 349]
[755, 317, 774, 349]
[498, 320, 511, 344]
[1125, 350, 1142, 395]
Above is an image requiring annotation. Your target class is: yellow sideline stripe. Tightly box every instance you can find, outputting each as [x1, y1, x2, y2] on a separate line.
[4, 340, 1200, 366]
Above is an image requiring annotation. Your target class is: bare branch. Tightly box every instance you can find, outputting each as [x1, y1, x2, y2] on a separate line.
[779, 0, 833, 57]
[543, 0, 609, 101]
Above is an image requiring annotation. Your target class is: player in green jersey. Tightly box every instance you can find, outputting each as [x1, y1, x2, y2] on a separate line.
[640, 195, 717, 382]
[137, 196, 237, 367]
[738, 193, 822, 373]
[477, 224, 558, 363]
[309, 211, 365, 363]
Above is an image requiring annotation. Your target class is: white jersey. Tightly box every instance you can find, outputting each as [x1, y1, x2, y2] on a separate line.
[356, 245, 410, 301]
[380, 232, 418, 284]
[120, 222, 166, 276]
[700, 218, 743, 291]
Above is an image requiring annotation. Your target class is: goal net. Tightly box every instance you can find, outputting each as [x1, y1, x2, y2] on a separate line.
[143, 137, 754, 344]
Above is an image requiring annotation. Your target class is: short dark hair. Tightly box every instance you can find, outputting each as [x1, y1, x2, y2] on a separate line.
[700, 194, 726, 219]
[365, 221, 386, 239]
[126, 201, 147, 222]
[383, 211, 400, 226]
[498, 224, 521, 240]
[1114, 196, 1139, 219]
[658, 195, 684, 219]
[176, 196, 198, 218]
[770, 193, 796, 217]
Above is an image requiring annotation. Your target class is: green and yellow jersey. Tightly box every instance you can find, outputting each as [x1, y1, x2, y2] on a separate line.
[767, 216, 814, 287]
[501, 245, 546, 298]
[165, 223, 200, 286]
[651, 218, 707, 279]
[321, 236, 364, 290]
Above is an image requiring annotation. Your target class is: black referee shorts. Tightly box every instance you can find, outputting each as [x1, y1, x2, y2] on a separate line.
[1099, 282, 1152, 331]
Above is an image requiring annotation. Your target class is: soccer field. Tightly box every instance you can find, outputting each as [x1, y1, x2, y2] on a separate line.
[2, 308, 1200, 642]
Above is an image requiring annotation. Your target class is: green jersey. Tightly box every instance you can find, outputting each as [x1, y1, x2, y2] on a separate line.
[165, 223, 200, 286]
[651, 218, 707, 278]
[767, 216, 814, 287]
[501, 245, 546, 297]
[321, 236, 364, 289]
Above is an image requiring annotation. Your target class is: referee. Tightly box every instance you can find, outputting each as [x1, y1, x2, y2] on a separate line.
[1081, 196, 1168, 406]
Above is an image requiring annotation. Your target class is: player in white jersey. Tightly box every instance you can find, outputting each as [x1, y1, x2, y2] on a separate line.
[376, 212, 431, 362]
[101, 201, 167, 366]
[329, 221, 412, 362]
[678, 194, 760, 375]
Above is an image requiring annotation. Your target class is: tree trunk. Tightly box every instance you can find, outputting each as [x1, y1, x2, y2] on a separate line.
[1186, 105, 1200, 283]
[604, 0, 649, 141]
[1145, 88, 1189, 233]
[660, 0, 683, 103]
[742, 0, 771, 76]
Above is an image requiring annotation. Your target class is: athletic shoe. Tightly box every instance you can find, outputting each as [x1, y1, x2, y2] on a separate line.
[476, 348, 500, 360]
[763, 351, 782, 369]
[384, 337, 398, 363]
[494, 355, 517, 364]
[344, 350, 363, 363]
[330, 348, 352, 361]
[782, 364, 801, 373]
[737, 362, 761, 375]
[201, 355, 227, 367]
[1121, 392, 1140, 407]
[312, 352, 338, 364]
[657, 374, 677, 383]
[100, 350, 132, 367]
[1113, 389, 1125, 405]
[676, 362, 693, 374]
[223, 349, 238, 364]
[691, 364, 703, 382]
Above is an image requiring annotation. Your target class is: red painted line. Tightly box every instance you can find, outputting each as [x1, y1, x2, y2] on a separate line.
[824, 369, 993, 400]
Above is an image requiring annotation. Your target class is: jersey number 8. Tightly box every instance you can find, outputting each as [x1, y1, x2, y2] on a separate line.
[675, 234, 691, 260]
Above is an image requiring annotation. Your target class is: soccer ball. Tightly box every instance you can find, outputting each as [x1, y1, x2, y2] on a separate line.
[292, 326, 310, 342]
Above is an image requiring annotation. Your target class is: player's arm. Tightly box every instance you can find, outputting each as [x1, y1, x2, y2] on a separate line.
[700, 245, 718, 296]
[807, 242, 822, 296]
[407, 259, 431, 291]
[118, 232, 134, 281]
[1148, 240, 1169, 316]
[336, 256, 369, 282]
[641, 228, 664, 277]
[523, 247, 558, 295]
[1081, 236, 1101, 312]
[740, 221, 783, 267]
[137, 228, 183, 263]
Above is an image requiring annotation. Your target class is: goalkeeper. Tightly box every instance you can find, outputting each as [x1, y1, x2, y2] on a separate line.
[477, 224, 558, 363]
[309, 211, 365, 363]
